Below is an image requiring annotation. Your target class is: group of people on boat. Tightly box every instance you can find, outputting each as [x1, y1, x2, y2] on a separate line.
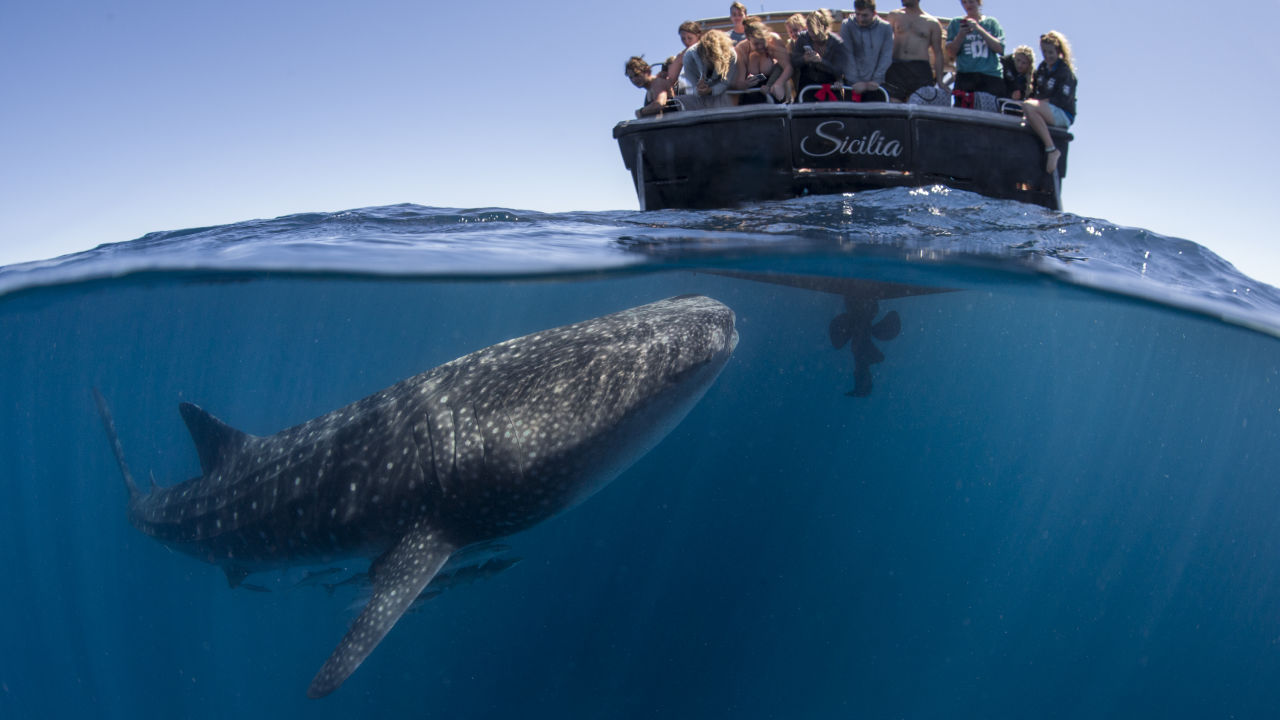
[624, 0, 1077, 173]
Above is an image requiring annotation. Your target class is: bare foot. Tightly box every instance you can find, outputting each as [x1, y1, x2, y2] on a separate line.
[1045, 147, 1061, 174]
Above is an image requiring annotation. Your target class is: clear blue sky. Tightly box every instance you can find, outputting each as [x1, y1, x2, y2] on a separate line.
[3, 1, 1279, 285]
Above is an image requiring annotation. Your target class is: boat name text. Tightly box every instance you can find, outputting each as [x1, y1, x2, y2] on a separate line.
[800, 121, 903, 159]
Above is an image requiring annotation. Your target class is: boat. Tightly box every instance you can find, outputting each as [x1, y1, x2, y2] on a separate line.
[613, 11, 1072, 211]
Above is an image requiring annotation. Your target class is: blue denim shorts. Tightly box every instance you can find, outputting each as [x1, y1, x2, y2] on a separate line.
[1048, 103, 1073, 127]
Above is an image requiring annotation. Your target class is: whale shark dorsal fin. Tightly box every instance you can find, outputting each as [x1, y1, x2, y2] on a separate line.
[307, 525, 455, 698]
[179, 402, 249, 475]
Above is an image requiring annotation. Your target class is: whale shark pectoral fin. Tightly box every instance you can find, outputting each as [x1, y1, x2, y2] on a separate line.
[179, 402, 251, 475]
[307, 525, 455, 699]
[223, 564, 251, 588]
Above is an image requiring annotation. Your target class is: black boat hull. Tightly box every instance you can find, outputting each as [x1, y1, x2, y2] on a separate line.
[614, 103, 1071, 211]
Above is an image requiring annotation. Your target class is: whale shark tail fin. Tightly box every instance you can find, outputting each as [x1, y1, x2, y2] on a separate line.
[179, 402, 251, 475]
[308, 524, 456, 698]
[92, 388, 141, 503]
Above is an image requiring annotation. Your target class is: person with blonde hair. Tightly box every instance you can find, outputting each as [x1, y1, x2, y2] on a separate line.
[1021, 30, 1077, 173]
[1001, 44, 1034, 100]
[734, 16, 793, 103]
[791, 9, 851, 100]
[681, 29, 739, 109]
[784, 12, 807, 50]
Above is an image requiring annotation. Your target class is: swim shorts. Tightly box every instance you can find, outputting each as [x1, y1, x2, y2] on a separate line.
[885, 60, 934, 100]
[954, 72, 1005, 97]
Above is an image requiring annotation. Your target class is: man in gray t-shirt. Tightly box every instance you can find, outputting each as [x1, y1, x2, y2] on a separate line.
[840, 0, 894, 99]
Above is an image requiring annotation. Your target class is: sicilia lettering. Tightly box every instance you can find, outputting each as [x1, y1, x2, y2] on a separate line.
[800, 121, 903, 159]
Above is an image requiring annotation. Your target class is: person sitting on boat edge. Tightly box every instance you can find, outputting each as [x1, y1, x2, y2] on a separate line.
[728, 2, 748, 43]
[665, 20, 704, 96]
[734, 16, 792, 104]
[625, 56, 676, 118]
[945, 0, 1005, 104]
[1020, 30, 1077, 174]
[681, 29, 739, 109]
[1001, 44, 1034, 100]
[841, 0, 894, 101]
[791, 9, 851, 101]
[885, 0, 946, 103]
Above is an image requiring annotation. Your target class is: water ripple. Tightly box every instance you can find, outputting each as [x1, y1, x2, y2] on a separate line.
[3, 189, 1278, 335]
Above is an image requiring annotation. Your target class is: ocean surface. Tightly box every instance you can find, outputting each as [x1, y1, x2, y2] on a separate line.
[2, 187, 1279, 718]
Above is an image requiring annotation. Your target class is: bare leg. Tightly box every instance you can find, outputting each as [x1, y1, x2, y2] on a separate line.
[1022, 99, 1061, 174]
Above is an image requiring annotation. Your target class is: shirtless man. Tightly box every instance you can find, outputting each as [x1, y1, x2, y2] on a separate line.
[884, 0, 945, 102]
[625, 56, 674, 118]
[733, 16, 793, 103]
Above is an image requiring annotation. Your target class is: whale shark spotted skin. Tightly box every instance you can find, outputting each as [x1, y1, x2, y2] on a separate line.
[95, 295, 737, 697]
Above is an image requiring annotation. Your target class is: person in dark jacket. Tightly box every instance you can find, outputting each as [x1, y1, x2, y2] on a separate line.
[1021, 30, 1077, 173]
[1001, 44, 1034, 100]
[791, 9, 851, 101]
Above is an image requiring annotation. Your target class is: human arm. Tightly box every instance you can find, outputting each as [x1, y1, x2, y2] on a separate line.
[791, 38, 809, 71]
[944, 18, 963, 59]
[838, 21, 866, 85]
[971, 17, 1003, 55]
[636, 74, 674, 117]
[731, 41, 751, 90]
[707, 55, 736, 95]
[682, 47, 702, 93]
[768, 40, 793, 98]
[825, 37, 850, 85]
[1039, 63, 1077, 117]
[930, 21, 945, 87]
[838, 21, 858, 82]
[872, 21, 893, 85]
[668, 51, 685, 92]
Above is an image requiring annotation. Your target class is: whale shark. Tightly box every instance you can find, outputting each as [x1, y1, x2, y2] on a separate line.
[94, 295, 737, 697]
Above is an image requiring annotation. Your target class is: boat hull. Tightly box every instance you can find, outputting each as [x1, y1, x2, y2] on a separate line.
[613, 103, 1071, 211]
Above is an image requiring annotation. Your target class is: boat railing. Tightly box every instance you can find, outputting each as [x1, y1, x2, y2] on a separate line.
[998, 98, 1024, 117]
[797, 84, 890, 104]
[670, 86, 776, 111]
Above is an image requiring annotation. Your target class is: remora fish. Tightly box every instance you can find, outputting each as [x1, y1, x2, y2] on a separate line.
[94, 295, 737, 698]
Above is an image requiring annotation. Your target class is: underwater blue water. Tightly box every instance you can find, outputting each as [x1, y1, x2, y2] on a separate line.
[2, 187, 1279, 718]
